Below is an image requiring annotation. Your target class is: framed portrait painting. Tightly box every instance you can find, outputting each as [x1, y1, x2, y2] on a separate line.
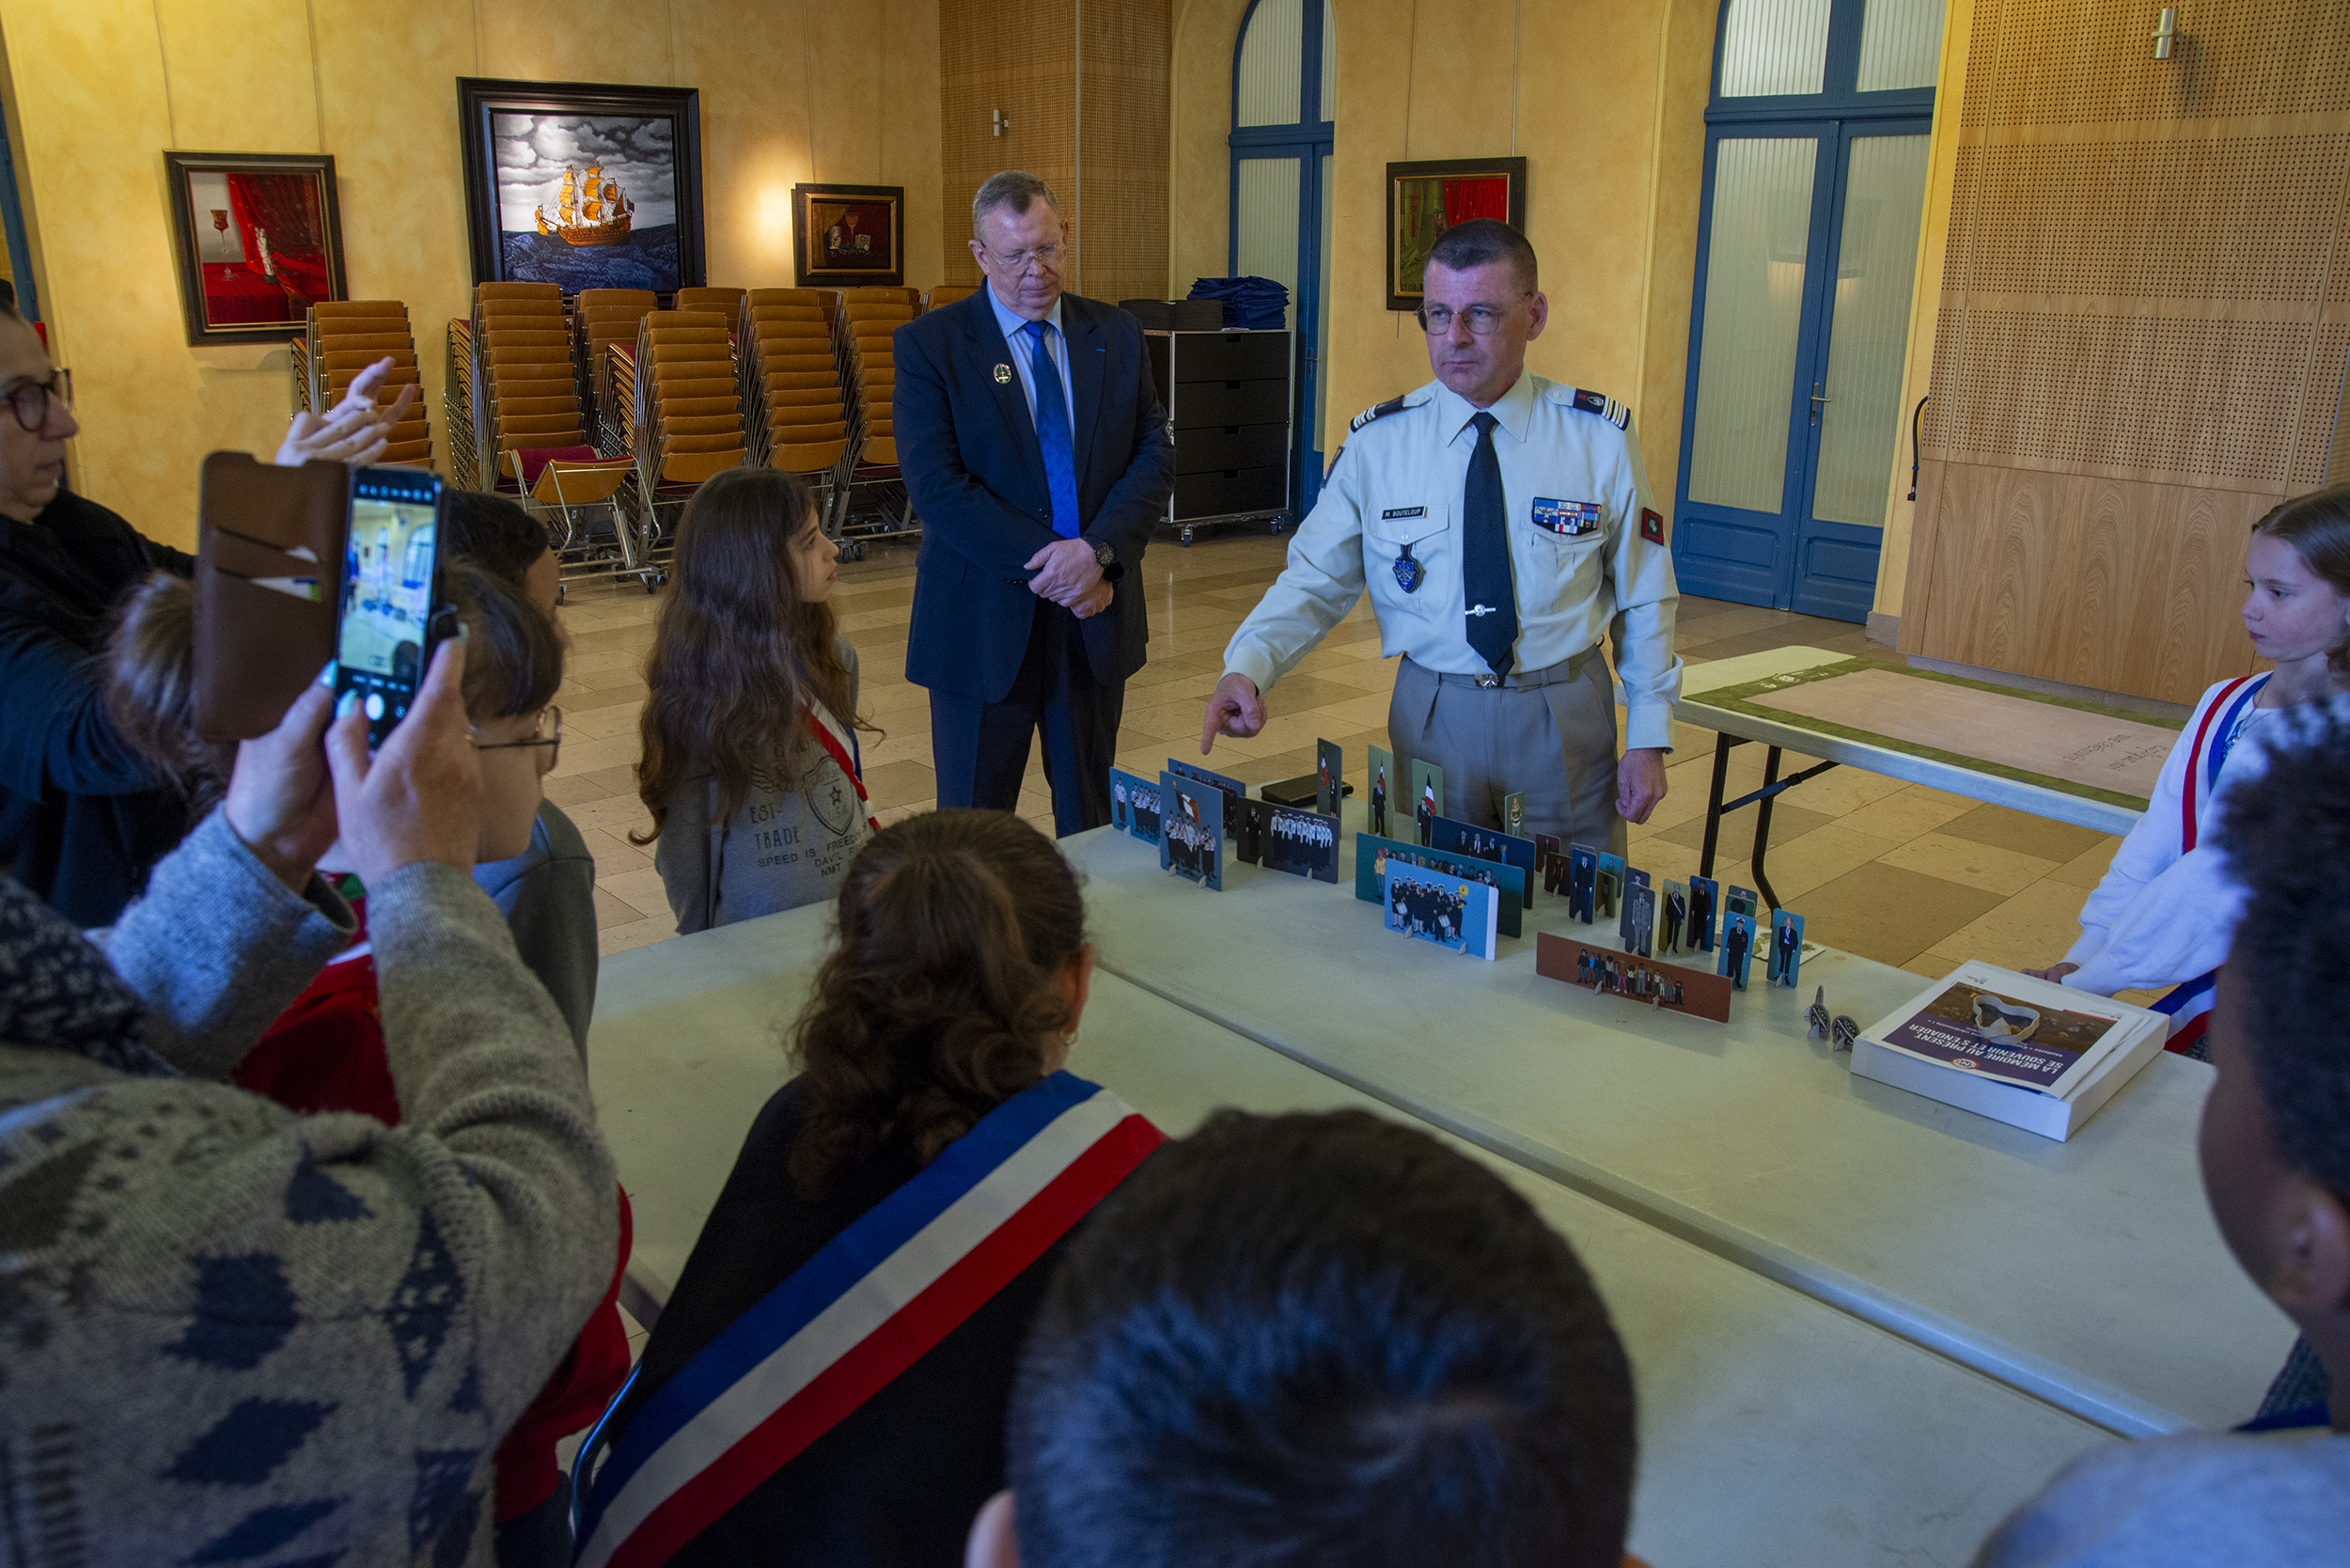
[458, 78, 705, 294]
[164, 151, 348, 345]
[1386, 157, 1528, 311]
[791, 184, 904, 289]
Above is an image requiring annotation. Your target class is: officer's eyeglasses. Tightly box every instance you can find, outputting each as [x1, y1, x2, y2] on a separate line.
[982, 242, 1065, 274]
[6, 369, 70, 433]
[472, 705, 563, 773]
[1416, 297, 1531, 337]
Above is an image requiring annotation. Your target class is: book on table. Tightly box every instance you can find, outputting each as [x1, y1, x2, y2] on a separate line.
[1850, 961, 2170, 1141]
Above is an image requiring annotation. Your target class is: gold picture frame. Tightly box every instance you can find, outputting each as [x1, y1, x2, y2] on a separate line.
[792, 183, 905, 289]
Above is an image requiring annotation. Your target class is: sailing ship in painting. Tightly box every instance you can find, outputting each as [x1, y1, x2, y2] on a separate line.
[536, 165, 634, 246]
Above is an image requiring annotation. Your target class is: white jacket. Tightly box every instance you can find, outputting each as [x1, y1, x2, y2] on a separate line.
[2060, 675, 2274, 996]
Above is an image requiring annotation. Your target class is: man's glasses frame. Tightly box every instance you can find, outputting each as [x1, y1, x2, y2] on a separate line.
[979, 242, 1067, 274]
[1414, 295, 1533, 337]
[472, 705, 563, 771]
[6, 369, 70, 434]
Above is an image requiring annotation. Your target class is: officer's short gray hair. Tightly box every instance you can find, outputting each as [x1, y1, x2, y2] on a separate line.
[973, 171, 1061, 238]
[1427, 219, 1539, 292]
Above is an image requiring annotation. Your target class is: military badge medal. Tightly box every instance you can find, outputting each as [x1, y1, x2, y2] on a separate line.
[1393, 541, 1424, 593]
[1532, 498, 1603, 537]
[993, 363, 1012, 384]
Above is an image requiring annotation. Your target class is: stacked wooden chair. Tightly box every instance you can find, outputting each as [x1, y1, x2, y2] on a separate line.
[827, 286, 923, 556]
[630, 308, 746, 566]
[923, 283, 978, 309]
[573, 289, 657, 454]
[443, 319, 478, 488]
[304, 301, 431, 466]
[673, 286, 746, 330]
[470, 282, 636, 574]
[740, 289, 849, 487]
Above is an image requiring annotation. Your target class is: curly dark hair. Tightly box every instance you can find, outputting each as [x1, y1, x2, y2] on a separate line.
[786, 809, 1088, 1198]
[1009, 1109, 1637, 1568]
[2215, 704, 2350, 1197]
[634, 468, 868, 844]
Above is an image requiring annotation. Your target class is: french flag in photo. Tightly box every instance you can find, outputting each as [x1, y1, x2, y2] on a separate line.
[574, 1074, 1161, 1568]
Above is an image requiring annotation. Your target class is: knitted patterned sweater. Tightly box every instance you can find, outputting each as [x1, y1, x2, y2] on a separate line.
[0, 809, 618, 1567]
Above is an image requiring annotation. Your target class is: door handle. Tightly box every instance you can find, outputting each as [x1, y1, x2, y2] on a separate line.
[1810, 384, 1831, 427]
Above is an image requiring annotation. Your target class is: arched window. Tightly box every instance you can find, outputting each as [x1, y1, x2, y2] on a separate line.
[1671, 0, 1940, 620]
[1229, 0, 1334, 510]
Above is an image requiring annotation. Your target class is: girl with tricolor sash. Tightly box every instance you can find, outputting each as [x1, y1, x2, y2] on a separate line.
[634, 468, 879, 934]
[576, 811, 1161, 1568]
[2029, 485, 2350, 1057]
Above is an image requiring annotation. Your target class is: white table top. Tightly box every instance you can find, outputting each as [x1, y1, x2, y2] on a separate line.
[590, 909, 2107, 1568]
[1676, 647, 2146, 836]
[1059, 799, 2291, 1435]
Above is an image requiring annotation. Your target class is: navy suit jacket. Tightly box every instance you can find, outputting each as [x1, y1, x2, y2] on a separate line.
[894, 290, 1173, 703]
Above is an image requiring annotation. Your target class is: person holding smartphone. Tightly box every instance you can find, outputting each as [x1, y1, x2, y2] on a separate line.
[0, 293, 414, 925]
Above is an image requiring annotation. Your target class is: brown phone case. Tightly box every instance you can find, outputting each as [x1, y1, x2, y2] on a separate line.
[192, 453, 351, 742]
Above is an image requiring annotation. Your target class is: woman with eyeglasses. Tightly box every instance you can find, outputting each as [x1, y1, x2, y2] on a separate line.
[0, 297, 415, 924]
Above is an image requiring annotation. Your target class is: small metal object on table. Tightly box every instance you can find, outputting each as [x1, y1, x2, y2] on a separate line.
[1675, 647, 2157, 912]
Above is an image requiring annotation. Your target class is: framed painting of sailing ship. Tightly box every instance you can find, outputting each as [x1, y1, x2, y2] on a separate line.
[163, 151, 348, 345]
[791, 183, 903, 289]
[1386, 157, 1527, 311]
[458, 78, 704, 295]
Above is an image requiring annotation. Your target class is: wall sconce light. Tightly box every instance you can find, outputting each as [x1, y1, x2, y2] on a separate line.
[2151, 6, 2178, 59]
[992, 109, 1011, 138]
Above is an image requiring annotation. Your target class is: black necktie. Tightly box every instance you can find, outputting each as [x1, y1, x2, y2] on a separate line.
[1463, 412, 1517, 678]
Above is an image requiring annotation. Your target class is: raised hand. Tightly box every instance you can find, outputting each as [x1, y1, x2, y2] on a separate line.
[275, 356, 418, 468]
[322, 639, 483, 882]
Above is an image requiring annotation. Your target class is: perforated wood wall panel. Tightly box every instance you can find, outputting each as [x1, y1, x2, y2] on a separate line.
[938, 0, 1169, 305]
[1904, 0, 2350, 701]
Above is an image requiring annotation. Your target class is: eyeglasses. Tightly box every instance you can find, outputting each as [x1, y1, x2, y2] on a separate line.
[472, 705, 562, 771]
[1415, 297, 1530, 337]
[6, 369, 70, 433]
[980, 242, 1065, 273]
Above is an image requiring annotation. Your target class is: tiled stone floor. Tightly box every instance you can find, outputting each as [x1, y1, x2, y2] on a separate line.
[551, 530, 2134, 996]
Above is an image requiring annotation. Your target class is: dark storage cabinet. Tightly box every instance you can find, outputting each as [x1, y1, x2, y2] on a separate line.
[1145, 329, 1292, 541]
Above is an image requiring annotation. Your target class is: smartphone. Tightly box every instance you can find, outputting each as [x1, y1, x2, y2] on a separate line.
[334, 466, 452, 747]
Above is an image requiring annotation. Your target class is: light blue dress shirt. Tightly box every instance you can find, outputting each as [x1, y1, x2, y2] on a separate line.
[985, 286, 1076, 442]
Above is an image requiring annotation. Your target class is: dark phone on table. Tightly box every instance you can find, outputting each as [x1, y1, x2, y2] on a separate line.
[334, 466, 452, 747]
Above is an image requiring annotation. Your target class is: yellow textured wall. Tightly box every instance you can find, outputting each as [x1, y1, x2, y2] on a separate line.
[0, 0, 944, 552]
[1314, 0, 1717, 507]
[1169, 0, 1249, 294]
[1869, 0, 1969, 621]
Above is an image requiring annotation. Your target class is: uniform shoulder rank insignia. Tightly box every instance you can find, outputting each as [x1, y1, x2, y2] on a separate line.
[1349, 393, 1411, 434]
[1568, 387, 1631, 431]
[1641, 507, 1665, 543]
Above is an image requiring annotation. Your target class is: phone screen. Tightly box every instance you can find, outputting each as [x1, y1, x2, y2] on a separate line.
[335, 468, 444, 745]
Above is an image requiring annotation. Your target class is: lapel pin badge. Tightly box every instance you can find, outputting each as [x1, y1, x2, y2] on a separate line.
[993, 363, 1012, 384]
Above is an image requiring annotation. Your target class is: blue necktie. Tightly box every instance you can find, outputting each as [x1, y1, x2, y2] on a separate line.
[1464, 411, 1517, 677]
[1023, 319, 1080, 539]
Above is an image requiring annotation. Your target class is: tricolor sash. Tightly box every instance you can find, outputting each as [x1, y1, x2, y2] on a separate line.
[573, 1073, 1161, 1568]
[804, 708, 879, 834]
[2157, 672, 2267, 1056]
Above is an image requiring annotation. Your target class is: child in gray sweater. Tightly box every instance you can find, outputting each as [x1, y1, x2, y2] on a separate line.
[0, 646, 616, 1567]
[634, 470, 877, 934]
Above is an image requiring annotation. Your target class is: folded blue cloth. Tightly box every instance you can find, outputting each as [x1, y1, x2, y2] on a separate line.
[1187, 276, 1291, 332]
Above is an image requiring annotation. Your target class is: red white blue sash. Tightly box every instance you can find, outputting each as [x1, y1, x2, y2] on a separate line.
[2158, 673, 2267, 1054]
[573, 1073, 1160, 1568]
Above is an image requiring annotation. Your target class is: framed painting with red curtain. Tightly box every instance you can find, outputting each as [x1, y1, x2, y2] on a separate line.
[164, 152, 348, 345]
[1386, 157, 1528, 312]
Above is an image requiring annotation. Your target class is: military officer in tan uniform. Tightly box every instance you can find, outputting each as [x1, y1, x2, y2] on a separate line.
[1200, 219, 1680, 854]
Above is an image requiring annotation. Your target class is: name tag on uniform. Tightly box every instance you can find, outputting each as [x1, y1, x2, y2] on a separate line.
[1531, 498, 1602, 537]
[1381, 506, 1425, 520]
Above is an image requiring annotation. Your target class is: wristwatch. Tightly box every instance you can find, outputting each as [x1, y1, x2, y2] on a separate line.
[1091, 538, 1123, 582]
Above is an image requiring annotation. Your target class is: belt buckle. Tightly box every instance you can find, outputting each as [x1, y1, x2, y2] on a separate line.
[1474, 672, 1502, 689]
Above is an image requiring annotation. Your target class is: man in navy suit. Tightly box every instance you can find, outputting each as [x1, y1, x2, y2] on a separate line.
[895, 170, 1174, 835]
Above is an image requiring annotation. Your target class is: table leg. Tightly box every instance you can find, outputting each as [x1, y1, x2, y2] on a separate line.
[1699, 732, 1735, 879]
[1752, 745, 1784, 912]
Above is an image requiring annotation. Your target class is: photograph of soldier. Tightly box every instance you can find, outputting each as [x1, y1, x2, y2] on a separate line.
[1688, 874, 1718, 952]
[1317, 740, 1341, 818]
[1770, 909, 1805, 988]
[1543, 852, 1565, 896]
[1133, 784, 1161, 843]
[1158, 773, 1220, 886]
[1569, 843, 1598, 923]
[1721, 910, 1756, 991]
[1385, 871, 1471, 952]
[1624, 884, 1655, 959]
[1596, 852, 1624, 920]
[1621, 866, 1650, 942]
[1236, 797, 1267, 864]
[1369, 746, 1392, 837]
[1111, 775, 1130, 834]
[1662, 879, 1687, 956]
[1265, 805, 1340, 883]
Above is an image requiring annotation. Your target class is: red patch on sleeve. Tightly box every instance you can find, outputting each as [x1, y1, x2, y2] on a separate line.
[1640, 507, 1665, 544]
